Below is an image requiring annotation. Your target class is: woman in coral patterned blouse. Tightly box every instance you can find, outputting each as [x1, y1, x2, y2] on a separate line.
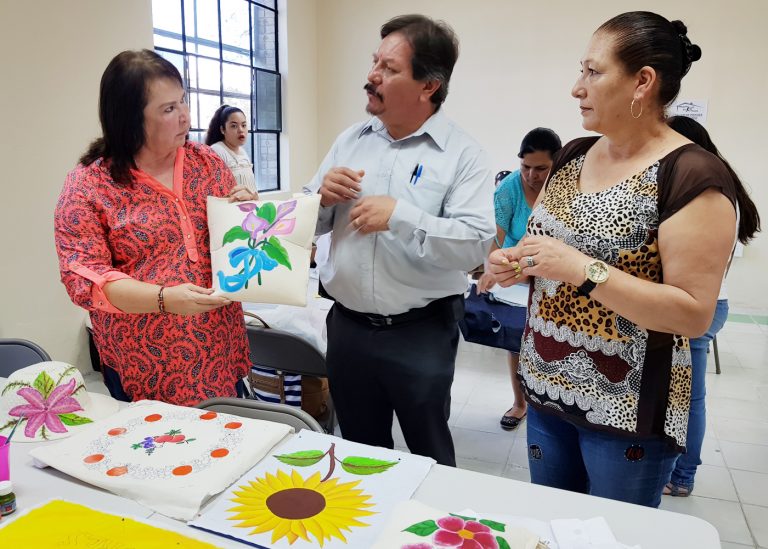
[55, 50, 257, 406]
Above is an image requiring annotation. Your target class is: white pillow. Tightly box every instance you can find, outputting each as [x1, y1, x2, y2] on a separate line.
[208, 194, 320, 305]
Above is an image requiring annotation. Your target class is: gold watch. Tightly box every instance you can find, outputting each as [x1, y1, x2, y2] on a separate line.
[576, 260, 609, 297]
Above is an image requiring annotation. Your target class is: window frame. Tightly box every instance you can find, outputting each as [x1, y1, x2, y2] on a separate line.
[152, 0, 282, 192]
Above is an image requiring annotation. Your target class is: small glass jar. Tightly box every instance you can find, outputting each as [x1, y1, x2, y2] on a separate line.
[0, 480, 16, 516]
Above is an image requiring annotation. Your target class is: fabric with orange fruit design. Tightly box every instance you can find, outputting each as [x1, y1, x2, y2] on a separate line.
[28, 400, 292, 520]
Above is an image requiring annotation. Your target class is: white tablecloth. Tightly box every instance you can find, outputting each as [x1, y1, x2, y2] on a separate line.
[243, 271, 331, 354]
[1, 433, 719, 547]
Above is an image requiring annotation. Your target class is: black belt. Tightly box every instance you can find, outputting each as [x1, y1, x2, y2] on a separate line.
[334, 295, 463, 328]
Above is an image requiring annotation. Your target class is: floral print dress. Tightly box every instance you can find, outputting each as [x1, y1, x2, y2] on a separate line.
[54, 142, 250, 406]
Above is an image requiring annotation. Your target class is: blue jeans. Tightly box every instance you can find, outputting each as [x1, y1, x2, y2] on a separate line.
[669, 299, 729, 489]
[527, 407, 680, 507]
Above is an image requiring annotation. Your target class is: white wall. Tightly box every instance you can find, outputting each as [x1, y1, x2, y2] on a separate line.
[0, 1, 155, 367]
[0, 1, 764, 370]
[281, 0, 319, 196]
[311, 0, 767, 309]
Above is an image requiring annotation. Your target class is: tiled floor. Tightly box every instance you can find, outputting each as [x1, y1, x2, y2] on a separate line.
[397, 311, 768, 548]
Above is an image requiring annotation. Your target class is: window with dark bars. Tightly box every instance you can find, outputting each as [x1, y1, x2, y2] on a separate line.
[152, 0, 281, 191]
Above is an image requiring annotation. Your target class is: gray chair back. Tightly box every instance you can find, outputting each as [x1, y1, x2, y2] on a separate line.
[245, 324, 328, 377]
[196, 397, 323, 433]
[0, 338, 52, 378]
[244, 319, 336, 433]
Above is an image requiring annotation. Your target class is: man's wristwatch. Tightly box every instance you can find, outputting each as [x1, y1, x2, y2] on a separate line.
[576, 260, 610, 297]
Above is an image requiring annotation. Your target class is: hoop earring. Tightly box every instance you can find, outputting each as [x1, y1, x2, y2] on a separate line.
[630, 98, 643, 119]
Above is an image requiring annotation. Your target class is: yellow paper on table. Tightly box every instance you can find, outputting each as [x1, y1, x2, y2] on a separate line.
[0, 500, 221, 548]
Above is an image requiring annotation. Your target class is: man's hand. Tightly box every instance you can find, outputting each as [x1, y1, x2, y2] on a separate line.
[348, 196, 396, 234]
[319, 167, 364, 207]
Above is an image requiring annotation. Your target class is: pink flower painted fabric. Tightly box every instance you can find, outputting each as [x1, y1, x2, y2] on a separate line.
[0, 362, 119, 442]
[208, 194, 320, 305]
[433, 516, 499, 549]
[10, 378, 83, 438]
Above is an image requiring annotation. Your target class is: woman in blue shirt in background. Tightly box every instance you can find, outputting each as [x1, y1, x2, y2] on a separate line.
[478, 127, 561, 430]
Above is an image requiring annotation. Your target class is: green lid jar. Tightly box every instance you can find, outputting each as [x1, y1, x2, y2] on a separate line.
[0, 480, 16, 516]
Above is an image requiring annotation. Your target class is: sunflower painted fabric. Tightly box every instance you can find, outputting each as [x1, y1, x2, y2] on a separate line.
[190, 430, 434, 547]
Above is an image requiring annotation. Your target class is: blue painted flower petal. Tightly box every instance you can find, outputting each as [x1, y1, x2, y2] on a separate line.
[262, 253, 279, 271]
[252, 251, 264, 273]
[228, 246, 251, 268]
[217, 270, 247, 292]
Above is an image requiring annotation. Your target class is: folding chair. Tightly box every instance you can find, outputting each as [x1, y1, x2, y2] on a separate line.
[196, 397, 323, 433]
[0, 338, 52, 378]
[244, 312, 336, 433]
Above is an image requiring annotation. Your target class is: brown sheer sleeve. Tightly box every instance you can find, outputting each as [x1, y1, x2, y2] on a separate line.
[657, 144, 738, 223]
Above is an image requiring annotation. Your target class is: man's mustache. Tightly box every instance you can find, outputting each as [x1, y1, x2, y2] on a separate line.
[364, 83, 383, 100]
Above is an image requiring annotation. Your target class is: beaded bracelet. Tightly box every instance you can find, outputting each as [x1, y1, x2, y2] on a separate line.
[158, 286, 166, 314]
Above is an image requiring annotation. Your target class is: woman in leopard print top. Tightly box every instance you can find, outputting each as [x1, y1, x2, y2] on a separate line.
[489, 12, 737, 507]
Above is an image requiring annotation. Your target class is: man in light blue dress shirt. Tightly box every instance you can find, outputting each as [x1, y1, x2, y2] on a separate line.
[304, 14, 495, 466]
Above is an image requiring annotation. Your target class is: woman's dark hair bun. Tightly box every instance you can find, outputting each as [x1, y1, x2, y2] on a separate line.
[670, 20, 688, 34]
[687, 43, 702, 63]
[671, 19, 701, 74]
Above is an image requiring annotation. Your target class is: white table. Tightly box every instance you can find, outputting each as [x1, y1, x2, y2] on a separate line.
[414, 466, 719, 548]
[1, 429, 719, 548]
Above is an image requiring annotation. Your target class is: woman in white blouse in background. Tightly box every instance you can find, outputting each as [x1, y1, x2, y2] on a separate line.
[205, 105, 258, 194]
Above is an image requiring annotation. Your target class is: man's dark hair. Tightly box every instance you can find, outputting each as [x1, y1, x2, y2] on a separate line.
[380, 14, 459, 108]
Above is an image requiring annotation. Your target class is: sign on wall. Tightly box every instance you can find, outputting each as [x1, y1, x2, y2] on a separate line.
[668, 99, 708, 124]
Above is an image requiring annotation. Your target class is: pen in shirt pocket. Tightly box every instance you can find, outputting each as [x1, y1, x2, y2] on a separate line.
[410, 163, 424, 185]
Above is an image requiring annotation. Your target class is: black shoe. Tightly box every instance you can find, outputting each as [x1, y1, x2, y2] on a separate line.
[500, 410, 527, 431]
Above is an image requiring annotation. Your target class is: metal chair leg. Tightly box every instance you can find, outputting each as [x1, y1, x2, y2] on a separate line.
[713, 335, 721, 375]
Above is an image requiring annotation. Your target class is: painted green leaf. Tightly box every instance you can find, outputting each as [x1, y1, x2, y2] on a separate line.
[340, 456, 398, 475]
[0, 419, 18, 432]
[274, 450, 326, 467]
[496, 536, 511, 549]
[403, 519, 439, 536]
[258, 202, 276, 224]
[223, 226, 251, 245]
[58, 413, 93, 426]
[56, 366, 78, 386]
[479, 519, 506, 532]
[263, 237, 292, 270]
[449, 513, 477, 522]
[33, 371, 55, 399]
[1, 381, 32, 396]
